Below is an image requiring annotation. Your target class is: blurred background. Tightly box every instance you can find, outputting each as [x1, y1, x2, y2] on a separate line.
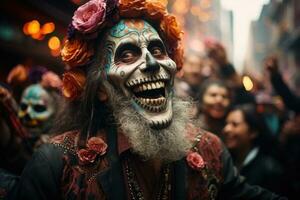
[0, 0, 299, 95]
[171, 0, 300, 95]
[0, 0, 299, 199]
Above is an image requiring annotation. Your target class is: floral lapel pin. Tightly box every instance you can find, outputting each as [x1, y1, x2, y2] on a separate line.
[186, 151, 206, 171]
[77, 137, 108, 165]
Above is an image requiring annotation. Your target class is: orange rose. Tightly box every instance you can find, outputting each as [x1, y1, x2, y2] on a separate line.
[144, 1, 167, 21]
[61, 38, 94, 68]
[62, 69, 86, 100]
[160, 14, 182, 44]
[119, 0, 146, 18]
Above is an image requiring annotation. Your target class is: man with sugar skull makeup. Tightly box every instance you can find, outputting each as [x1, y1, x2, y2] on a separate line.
[104, 19, 177, 128]
[10, 1, 286, 200]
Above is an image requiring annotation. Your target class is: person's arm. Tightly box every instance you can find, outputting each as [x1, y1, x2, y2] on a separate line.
[9, 144, 63, 200]
[270, 71, 300, 113]
[218, 147, 286, 200]
[265, 56, 300, 113]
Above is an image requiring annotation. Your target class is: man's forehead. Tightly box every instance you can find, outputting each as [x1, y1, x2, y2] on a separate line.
[107, 19, 159, 39]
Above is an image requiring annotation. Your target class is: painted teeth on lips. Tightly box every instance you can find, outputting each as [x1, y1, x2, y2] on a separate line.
[125, 74, 170, 87]
[133, 81, 165, 92]
[132, 95, 167, 106]
[132, 95, 167, 112]
[127, 74, 170, 112]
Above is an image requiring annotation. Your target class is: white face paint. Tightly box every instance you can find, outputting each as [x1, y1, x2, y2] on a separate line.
[102, 19, 177, 129]
[18, 84, 54, 129]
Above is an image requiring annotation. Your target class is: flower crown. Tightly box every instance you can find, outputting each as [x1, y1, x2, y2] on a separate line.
[61, 0, 184, 100]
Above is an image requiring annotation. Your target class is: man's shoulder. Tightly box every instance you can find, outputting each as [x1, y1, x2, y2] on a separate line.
[186, 122, 223, 151]
[50, 130, 79, 144]
[32, 131, 79, 163]
[186, 123, 224, 170]
[49, 130, 79, 155]
[184, 123, 224, 199]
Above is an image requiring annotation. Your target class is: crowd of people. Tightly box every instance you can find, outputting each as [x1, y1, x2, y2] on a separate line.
[0, 0, 299, 199]
[175, 39, 300, 199]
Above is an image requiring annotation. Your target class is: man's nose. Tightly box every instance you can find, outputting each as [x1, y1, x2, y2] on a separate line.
[223, 124, 231, 134]
[25, 106, 35, 118]
[139, 52, 160, 73]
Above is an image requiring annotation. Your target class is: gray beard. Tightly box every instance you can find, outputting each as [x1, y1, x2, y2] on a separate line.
[103, 81, 193, 162]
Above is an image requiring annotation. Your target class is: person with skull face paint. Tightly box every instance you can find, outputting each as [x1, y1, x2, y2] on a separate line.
[10, 1, 286, 200]
[19, 85, 55, 134]
[18, 71, 62, 147]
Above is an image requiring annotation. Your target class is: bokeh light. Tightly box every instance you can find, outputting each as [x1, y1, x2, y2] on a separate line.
[50, 48, 61, 57]
[48, 36, 60, 50]
[243, 76, 254, 91]
[22, 22, 30, 35]
[41, 22, 55, 35]
[173, 0, 189, 15]
[200, 0, 212, 9]
[31, 32, 44, 40]
[27, 20, 40, 35]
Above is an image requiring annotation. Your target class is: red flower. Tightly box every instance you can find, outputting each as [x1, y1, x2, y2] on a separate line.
[77, 149, 98, 165]
[77, 136, 107, 165]
[87, 137, 108, 156]
[186, 151, 205, 171]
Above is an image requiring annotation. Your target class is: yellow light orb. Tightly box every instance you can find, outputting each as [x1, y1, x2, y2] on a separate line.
[48, 36, 60, 50]
[28, 20, 40, 35]
[243, 76, 254, 91]
[41, 22, 55, 34]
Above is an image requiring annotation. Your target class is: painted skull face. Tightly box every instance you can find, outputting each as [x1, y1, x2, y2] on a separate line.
[18, 84, 54, 132]
[103, 19, 177, 129]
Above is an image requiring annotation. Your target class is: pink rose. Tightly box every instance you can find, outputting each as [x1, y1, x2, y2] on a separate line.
[77, 149, 98, 164]
[186, 151, 205, 170]
[72, 0, 107, 34]
[87, 137, 108, 156]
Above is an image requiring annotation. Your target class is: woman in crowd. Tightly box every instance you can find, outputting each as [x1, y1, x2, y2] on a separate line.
[223, 104, 282, 192]
[194, 79, 231, 138]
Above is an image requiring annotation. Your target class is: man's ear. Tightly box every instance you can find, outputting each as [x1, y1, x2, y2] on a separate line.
[98, 85, 108, 102]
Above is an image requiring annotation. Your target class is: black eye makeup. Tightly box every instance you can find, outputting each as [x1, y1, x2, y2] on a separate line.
[115, 42, 141, 64]
[20, 103, 28, 111]
[148, 39, 167, 59]
[33, 104, 47, 113]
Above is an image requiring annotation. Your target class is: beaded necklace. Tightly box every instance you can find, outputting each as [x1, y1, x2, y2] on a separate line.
[123, 157, 172, 200]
